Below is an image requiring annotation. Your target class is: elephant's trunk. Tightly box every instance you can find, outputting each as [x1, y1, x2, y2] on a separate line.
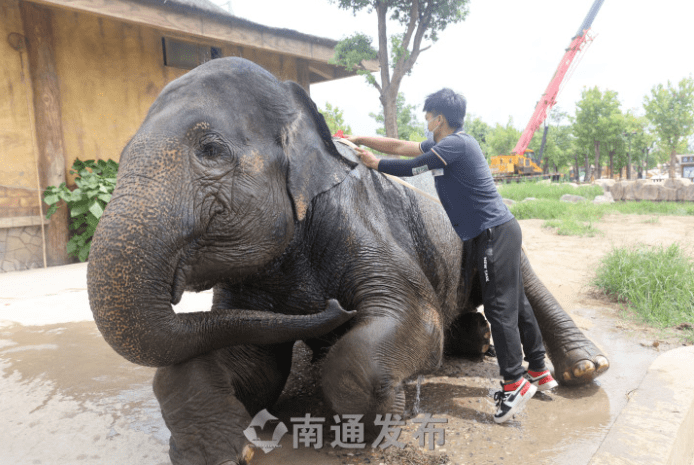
[87, 195, 353, 367]
[521, 251, 590, 364]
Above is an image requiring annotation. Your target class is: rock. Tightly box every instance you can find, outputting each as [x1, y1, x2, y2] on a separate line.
[560, 194, 586, 203]
[567, 182, 579, 188]
[522, 197, 537, 202]
[595, 179, 616, 192]
[641, 183, 661, 201]
[610, 182, 624, 200]
[662, 187, 677, 201]
[683, 184, 694, 201]
[623, 181, 636, 201]
[631, 181, 645, 200]
[538, 179, 552, 185]
[664, 178, 692, 189]
[502, 198, 516, 206]
[593, 192, 614, 204]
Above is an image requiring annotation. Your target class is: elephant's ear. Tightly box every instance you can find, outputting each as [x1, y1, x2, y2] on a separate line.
[282, 81, 358, 221]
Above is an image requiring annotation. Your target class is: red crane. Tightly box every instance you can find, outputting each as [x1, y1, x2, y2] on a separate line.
[491, 0, 604, 179]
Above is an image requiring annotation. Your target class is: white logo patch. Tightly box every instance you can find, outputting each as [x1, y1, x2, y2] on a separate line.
[412, 165, 429, 176]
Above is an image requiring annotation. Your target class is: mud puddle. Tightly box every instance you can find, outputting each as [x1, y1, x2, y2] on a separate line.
[0, 321, 169, 465]
[0, 306, 659, 465]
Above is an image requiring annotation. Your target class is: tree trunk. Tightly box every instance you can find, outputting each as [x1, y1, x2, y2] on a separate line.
[584, 153, 591, 183]
[594, 139, 601, 180]
[609, 150, 614, 179]
[627, 151, 632, 180]
[382, 90, 399, 139]
[574, 155, 580, 182]
[669, 148, 677, 178]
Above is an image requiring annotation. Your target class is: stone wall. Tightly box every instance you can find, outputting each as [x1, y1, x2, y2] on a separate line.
[596, 178, 694, 202]
[0, 186, 47, 272]
[0, 223, 45, 272]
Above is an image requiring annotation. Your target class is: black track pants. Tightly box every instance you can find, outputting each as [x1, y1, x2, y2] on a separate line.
[471, 217, 546, 381]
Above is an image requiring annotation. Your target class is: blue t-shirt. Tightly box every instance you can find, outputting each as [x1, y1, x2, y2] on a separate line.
[378, 131, 513, 241]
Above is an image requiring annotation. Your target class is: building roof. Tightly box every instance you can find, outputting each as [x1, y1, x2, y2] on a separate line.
[136, 0, 340, 48]
[31, 0, 377, 80]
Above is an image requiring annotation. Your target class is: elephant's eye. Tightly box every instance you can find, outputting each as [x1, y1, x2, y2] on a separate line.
[196, 134, 231, 161]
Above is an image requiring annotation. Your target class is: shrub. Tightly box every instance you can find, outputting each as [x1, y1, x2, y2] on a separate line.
[43, 159, 118, 262]
[593, 243, 694, 338]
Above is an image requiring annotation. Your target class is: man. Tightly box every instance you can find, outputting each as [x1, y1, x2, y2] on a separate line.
[347, 88, 557, 424]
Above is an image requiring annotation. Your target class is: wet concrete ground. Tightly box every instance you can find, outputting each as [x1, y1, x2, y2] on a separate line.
[0, 263, 661, 465]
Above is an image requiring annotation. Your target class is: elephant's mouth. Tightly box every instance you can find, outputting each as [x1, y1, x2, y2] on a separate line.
[171, 263, 187, 305]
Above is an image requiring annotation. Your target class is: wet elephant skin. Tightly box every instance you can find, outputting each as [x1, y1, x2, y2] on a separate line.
[87, 57, 608, 465]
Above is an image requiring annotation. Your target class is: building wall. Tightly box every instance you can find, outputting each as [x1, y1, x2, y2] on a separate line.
[52, 8, 302, 184]
[0, 0, 304, 272]
[0, 0, 42, 218]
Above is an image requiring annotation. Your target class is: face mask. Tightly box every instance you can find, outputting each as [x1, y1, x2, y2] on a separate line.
[426, 116, 440, 139]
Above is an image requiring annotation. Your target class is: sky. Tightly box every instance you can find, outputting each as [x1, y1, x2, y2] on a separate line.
[214, 0, 694, 137]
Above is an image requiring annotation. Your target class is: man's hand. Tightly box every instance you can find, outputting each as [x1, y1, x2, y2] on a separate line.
[345, 135, 362, 146]
[355, 147, 379, 170]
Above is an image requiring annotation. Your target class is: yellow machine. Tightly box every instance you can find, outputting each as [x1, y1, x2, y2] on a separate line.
[489, 150, 543, 177]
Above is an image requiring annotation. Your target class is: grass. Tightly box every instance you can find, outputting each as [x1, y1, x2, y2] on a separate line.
[498, 181, 694, 236]
[501, 181, 694, 341]
[592, 243, 694, 342]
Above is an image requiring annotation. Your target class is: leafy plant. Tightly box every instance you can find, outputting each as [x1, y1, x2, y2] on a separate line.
[43, 159, 118, 262]
[593, 243, 694, 340]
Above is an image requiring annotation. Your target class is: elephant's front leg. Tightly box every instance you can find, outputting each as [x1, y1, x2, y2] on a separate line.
[521, 251, 609, 385]
[321, 300, 443, 434]
[153, 343, 293, 465]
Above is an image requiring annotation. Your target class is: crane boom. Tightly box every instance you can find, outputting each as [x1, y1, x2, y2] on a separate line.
[511, 0, 604, 157]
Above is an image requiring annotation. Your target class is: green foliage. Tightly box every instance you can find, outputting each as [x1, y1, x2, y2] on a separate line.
[644, 76, 694, 176]
[330, 32, 379, 86]
[571, 87, 623, 178]
[499, 182, 603, 202]
[499, 182, 694, 237]
[320, 102, 353, 135]
[528, 107, 574, 171]
[43, 159, 118, 262]
[329, 0, 469, 138]
[369, 92, 425, 140]
[463, 114, 491, 160]
[486, 118, 521, 156]
[593, 243, 694, 337]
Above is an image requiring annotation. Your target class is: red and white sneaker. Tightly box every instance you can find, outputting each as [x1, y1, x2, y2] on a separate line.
[525, 369, 559, 392]
[493, 377, 537, 424]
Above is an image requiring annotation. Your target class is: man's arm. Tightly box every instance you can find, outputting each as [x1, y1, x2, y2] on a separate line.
[347, 135, 422, 157]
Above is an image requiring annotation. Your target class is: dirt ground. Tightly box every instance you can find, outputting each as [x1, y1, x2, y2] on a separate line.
[1, 214, 693, 465]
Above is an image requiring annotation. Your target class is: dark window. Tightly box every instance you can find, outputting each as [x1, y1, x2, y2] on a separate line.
[162, 38, 223, 69]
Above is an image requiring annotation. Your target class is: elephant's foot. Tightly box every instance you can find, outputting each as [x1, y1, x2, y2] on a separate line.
[444, 311, 492, 357]
[550, 343, 609, 386]
[218, 445, 255, 465]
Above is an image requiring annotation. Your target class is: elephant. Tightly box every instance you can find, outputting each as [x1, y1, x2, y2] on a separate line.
[87, 57, 608, 465]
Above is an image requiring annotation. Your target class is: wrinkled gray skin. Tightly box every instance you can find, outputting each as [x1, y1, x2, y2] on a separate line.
[87, 57, 608, 465]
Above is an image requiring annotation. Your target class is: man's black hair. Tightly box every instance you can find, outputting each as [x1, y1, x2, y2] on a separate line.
[423, 88, 466, 129]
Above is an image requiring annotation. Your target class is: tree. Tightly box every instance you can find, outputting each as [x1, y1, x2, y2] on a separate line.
[486, 118, 521, 157]
[330, 0, 469, 138]
[319, 102, 353, 135]
[528, 107, 573, 174]
[369, 92, 425, 141]
[463, 114, 491, 160]
[643, 76, 694, 178]
[571, 87, 622, 181]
